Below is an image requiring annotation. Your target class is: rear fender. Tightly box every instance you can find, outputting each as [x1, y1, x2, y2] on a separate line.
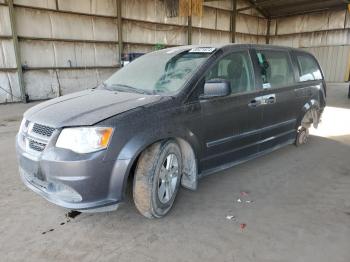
[297, 99, 321, 129]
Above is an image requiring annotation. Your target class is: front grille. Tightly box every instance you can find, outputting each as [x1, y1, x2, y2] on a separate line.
[32, 123, 55, 137]
[21, 121, 55, 153]
[29, 139, 46, 152]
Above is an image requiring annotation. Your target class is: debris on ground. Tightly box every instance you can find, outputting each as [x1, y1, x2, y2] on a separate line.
[237, 191, 254, 204]
[66, 210, 81, 219]
[226, 191, 253, 228]
[41, 229, 54, 235]
[64, 210, 82, 224]
[41, 211, 81, 235]
[226, 215, 235, 220]
[240, 223, 247, 230]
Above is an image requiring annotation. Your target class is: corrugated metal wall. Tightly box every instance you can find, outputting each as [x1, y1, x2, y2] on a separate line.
[2, 0, 349, 103]
[0, 0, 268, 103]
[0, 0, 121, 103]
[0, 0, 22, 103]
[270, 9, 350, 83]
[269, 9, 349, 48]
[302, 46, 350, 82]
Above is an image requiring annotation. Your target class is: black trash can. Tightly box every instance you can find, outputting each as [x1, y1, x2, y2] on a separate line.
[122, 53, 145, 66]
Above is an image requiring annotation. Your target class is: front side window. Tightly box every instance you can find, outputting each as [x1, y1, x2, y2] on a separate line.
[256, 50, 294, 89]
[104, 48, 211, 95]
[296, 53, 323, 82]
[205, 51, 254, 94]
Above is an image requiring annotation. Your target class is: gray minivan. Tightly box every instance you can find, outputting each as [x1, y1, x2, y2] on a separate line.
[16, 44, 326, 218]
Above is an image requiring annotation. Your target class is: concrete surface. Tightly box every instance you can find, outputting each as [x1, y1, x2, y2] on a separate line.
[0, 84, 349, 262]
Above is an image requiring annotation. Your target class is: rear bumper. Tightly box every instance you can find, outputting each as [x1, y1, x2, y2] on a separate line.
[16, 136, 131, 211]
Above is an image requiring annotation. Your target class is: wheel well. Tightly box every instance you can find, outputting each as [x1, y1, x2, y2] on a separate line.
[125, 153, 140, 201]
[174, 138, 198, 190]
[300, 106, 320, 129]
[125, 137, 198, 197]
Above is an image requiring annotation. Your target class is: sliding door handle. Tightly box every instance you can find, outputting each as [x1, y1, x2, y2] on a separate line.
[266, 96, 276, 104]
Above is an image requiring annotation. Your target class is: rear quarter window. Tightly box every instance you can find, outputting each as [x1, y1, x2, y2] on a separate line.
[296, 53, 323, 82]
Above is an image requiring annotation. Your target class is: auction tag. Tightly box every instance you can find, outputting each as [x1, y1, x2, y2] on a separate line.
[189, 47, 216, 53]
[263, 83, 271, 89]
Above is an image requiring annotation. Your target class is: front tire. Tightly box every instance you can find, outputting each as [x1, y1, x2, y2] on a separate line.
[133, 140, 182, 218]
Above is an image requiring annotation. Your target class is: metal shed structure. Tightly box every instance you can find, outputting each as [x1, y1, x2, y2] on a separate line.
[0, 0, 349, 103]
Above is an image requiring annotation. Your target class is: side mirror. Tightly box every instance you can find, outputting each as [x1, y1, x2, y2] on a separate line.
[200, 79, 231, 99]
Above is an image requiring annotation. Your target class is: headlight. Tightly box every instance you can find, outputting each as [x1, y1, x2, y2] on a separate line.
[18, 118, 28, 149]
[56, 127, 113, 154]
[19, 118, 28, 133]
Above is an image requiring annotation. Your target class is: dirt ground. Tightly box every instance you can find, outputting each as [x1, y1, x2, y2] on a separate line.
[0, 83, 349, 262]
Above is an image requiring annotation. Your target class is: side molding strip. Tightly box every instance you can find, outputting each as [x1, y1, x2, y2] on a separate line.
[206, 119, 296, 148]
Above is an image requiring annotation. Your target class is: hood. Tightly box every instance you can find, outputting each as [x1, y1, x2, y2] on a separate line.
[24, 89, 162, 128]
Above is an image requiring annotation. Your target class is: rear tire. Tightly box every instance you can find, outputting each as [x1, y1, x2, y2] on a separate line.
[295, 109, 314, 146]
[133, 140, 182, 218]
[295, 127, 309, 146]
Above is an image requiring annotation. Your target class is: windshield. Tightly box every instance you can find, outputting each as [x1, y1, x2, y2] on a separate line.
[103, 48, 212, 95]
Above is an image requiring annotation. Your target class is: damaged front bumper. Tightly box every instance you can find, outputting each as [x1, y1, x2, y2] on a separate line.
[16, 135, 129, 212]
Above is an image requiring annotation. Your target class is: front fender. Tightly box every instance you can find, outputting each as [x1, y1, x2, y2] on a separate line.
[117, 125, 201, 161]
[113, 124, 202, 198]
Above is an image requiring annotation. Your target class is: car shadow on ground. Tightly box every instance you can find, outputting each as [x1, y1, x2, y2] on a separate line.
[60, 134, 350, 224]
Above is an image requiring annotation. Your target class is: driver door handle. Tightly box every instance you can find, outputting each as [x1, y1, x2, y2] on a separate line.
[248, 94, 276, 108]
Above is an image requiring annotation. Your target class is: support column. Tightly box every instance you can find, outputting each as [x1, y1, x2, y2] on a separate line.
[8, 0, 26, 102]
[231, 0, 237, 43]
[266, 18, 271, 44]
[187, 15, 192, 45]
[117, 0, 123, 65]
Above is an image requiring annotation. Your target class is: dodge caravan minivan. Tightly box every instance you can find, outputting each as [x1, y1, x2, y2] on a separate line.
[16, 44, 326, 218]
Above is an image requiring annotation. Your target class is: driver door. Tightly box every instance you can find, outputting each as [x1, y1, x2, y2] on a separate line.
[199, 49, 263, 172]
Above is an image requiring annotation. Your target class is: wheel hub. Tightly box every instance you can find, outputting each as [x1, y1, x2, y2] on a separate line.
[158, 153, 179, 204]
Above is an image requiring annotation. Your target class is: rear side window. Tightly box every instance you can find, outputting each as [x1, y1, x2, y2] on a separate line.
[255, 50, 294, 89]
[205, 51, 254, 94]
[296, 53, 323, 82]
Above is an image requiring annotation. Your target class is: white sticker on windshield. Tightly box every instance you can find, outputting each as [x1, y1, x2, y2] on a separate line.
[263, 83, 271, 89]
[189, 47, 216, 53]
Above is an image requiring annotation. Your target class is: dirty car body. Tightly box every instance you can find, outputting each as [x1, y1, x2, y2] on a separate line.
[16, 44, 326, 214]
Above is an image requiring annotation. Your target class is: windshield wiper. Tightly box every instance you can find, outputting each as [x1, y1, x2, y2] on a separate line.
[110, 84, 150, 95]
[93, 82, 107, 89]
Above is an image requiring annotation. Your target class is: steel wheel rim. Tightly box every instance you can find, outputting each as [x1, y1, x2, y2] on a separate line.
[299, 129, 308, 144]
[157, 153, 179, 204]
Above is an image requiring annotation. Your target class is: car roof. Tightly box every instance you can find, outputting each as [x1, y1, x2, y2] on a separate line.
[172, 43, 301, 52]
[158, 44, 314, 61]
[166, 43, 316, 58]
